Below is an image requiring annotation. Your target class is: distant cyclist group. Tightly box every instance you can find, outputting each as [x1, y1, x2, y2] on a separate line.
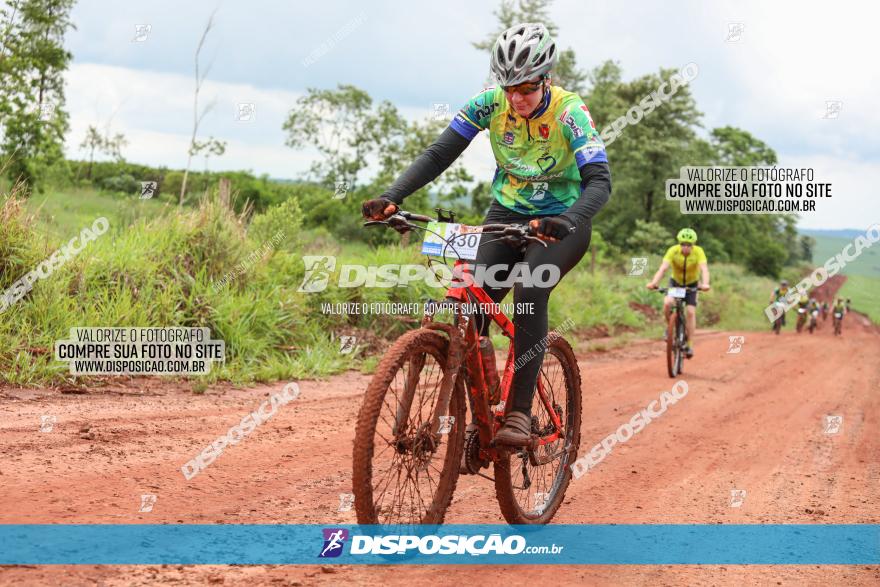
[769, 280, 851, 336]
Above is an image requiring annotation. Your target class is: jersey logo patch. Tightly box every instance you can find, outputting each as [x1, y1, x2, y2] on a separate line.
[474, 102, 498, 120]
[558, 108, 584, 139]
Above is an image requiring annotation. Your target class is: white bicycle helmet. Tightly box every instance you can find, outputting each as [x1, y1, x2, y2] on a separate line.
[490, 22, 558, 86]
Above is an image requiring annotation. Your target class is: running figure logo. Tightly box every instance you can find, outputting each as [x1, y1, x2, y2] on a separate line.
[139, 494, 157, 513]
[438, 415, 455, 434]
[140, 181, 157, 200]
[823, 415, 842, 434]
[334, 180, 349, 200]
[725, 22, 744, 43]
[339, 335, 357, 355]
[338, 493, 355, 512]
[729, 489, 746, 508]
[534, 492, 550, 514]
[298, 256, 336, 292]
[727, 335, 745, 354]
[39, 415, 56, 432]
[628, 257, 648, 276]
[318, 528, 349, 558]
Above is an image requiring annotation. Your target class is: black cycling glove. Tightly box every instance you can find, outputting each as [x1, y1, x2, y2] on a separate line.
[532, 216, 576, 241]
[362, 197, 398, 220]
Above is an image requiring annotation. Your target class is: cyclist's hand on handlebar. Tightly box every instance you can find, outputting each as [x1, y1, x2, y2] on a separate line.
[361, 197, 398, 221]
[529, 216, 575, 242]
[699, 284, 711, 292]
[646, 282, 658, 290]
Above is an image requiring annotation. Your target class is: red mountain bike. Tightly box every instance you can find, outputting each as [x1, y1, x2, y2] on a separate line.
[656, 286, 698, 378]
[352, 209, 582, 525]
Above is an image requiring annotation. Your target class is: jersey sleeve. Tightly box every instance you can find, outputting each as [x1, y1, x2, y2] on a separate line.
[558, 97, 608, 166]
[695, 246, 708, 264]
[450, 87, 500, 141]
[663, 245, 678, 264]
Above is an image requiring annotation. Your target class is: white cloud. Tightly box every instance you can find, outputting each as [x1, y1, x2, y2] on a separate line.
[65, 62, 305, 174]
[785, 154, 880, 229]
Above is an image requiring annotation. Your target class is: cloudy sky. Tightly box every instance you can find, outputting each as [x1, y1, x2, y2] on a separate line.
[61, 0, 879, 229]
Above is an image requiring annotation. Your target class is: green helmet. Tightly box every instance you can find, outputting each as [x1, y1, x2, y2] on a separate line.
[677, 228, 698, 244]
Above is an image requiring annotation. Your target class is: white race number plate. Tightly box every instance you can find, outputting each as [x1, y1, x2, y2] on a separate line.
[421, 222, 483, 261]
[668, 287, 687, 299]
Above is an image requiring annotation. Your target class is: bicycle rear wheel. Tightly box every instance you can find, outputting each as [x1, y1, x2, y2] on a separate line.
[352, 329, 466, 525]
[494, 336, 582, 524]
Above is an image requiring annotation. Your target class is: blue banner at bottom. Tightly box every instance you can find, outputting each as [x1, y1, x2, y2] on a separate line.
[1, 524, 878, 565]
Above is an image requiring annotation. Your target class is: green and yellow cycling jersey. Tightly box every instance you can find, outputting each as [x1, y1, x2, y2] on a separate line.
[450, 85, 607, 216]
[773, 287, 790, 301]
[662, 244, 707, 284]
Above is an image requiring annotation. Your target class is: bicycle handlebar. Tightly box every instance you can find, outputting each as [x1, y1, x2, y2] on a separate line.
[364, 209, 549, 247]
[656, 286, 701, 293]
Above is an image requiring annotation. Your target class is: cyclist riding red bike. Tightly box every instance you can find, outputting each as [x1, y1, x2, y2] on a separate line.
[362, 22, 611, 448]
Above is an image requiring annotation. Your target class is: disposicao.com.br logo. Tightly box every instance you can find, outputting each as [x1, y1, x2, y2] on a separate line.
[318, 528, 563, 558]
[298, 255, 560, 292]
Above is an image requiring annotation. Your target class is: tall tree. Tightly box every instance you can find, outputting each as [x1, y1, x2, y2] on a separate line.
[0, 0, 75, 190]
[472, 0, 587, 93]
[283, 84, 472, 199]
[709, 126, 778, 166]
[587, 62, 702, 234]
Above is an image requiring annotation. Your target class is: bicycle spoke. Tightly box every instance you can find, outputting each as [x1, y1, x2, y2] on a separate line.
[366, 338, 455, 526]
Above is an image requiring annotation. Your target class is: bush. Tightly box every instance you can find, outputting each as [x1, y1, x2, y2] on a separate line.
[747, 240, 787, 278]
[100, 173, 140, 195]
[625, 219, 672, 255]
[248, 198, 303, 249]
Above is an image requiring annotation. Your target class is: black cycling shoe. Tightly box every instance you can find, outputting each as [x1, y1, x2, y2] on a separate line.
[684, 345, 694, 359]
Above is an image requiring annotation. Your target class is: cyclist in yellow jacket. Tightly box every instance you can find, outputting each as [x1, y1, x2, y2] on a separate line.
[646, 228, 711, 358]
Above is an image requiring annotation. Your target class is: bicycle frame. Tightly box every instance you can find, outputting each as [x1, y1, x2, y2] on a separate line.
[420, 259, 565, 462]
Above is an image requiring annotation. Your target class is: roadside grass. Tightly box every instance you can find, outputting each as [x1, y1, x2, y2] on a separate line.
[837, 274, 880, 324]
[24, 186, 171, 244]
[2, 185, 796, 384]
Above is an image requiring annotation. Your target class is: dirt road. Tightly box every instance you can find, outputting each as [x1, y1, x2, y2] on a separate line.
[1, 300, 878, 585]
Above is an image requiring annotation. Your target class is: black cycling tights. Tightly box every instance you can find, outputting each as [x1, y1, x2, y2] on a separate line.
[472, 203, 591, 415]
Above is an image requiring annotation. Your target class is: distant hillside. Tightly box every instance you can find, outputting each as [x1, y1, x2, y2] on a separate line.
[800, 228, 863, 240]
[801, 230, 880, 277]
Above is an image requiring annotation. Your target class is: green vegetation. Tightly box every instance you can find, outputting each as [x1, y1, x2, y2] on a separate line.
[0, 0, 859, 387]
[2, 184, 787, 385]
[837, 275, 880, 323]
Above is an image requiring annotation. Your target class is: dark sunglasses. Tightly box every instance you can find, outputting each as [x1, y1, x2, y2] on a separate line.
[503, 80, 543, 95]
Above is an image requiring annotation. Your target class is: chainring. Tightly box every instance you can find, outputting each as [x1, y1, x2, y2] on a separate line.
[463, 428, 489, 474]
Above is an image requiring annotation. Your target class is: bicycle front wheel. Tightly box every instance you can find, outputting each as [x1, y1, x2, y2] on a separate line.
[666, 311, 680, 377]
[352, 328, 466, 525]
